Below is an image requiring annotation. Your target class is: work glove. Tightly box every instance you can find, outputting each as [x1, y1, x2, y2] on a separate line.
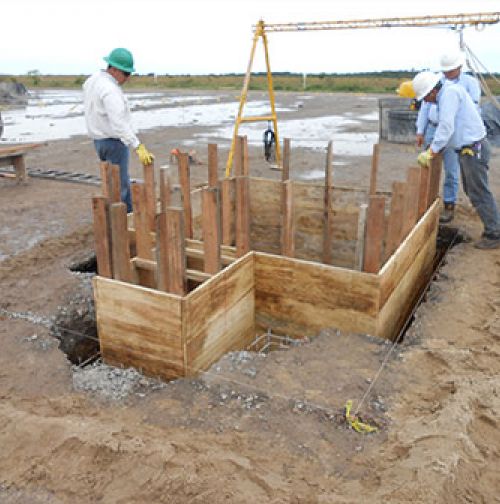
[460, 147, 474, 157]
[136, 143, 154, 165]
[417, 148, 433, 168]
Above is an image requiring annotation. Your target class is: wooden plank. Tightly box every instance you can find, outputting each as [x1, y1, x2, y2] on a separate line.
[281, 180, 295, 257]
[254, 253, 380, 338]
[110, 203, 133, 283]
[131, 182, 153, 259]
[202, 187, 221, 274]
[159, 167, 171, 213]
[354, 203, 368, 271]
[156, 211, 169, 292]
[282, 138, 290, 181]
[369, 143, 380, 196]
[184, 256, 255, 373]
[428, 154, 442, 206]
[379, 199, 439, 307]
[94, 276, 185, 380]
[235, 176, 250, 257]
[385, 181, 407, 260]
[220, 177, 234, 246]
[418, 164, 430, 217]
[132, 257, 212, 283]
[91, 196, 112, 278]
[363, 195, 386, 273]
[143, 162, 156, 231]
[323, 141, 333, 264]
[100, 161, 110, 198]
[0, 143, 45, 156]
[377, 234, 436, 340]
[177, 153, 193, 239]
[208, 143, 218, 188]
[166, 207, 186, 295]
[110, 163, 121, 203]
[401, 167, 421, 239]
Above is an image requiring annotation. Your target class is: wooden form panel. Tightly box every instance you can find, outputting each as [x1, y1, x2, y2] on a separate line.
[254, 253, 380, 338]
[184, 254, 255, 374]
[379, 200, 440, 308]
[94, 276, 184, 380]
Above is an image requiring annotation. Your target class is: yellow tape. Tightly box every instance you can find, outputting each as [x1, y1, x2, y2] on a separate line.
[461, 147, 474, 156]
[345, 400, 377, 434]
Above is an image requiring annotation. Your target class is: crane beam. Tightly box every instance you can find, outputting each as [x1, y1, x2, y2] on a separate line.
[258, 12, 500, 33]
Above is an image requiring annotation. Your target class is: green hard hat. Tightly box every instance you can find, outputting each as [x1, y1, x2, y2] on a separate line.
[103, 48, 135, 73]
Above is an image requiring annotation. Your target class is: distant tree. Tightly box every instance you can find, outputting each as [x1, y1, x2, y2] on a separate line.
[27, 69, 41, 86]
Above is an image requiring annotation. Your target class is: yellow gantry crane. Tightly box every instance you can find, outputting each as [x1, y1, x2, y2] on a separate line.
[226, 11, 500, 176]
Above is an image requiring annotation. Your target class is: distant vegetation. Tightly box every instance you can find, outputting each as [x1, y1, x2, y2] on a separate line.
[2, 71, 500, 95]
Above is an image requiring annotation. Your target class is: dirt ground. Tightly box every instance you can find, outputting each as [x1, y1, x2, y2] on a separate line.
[1, 91, 499, 503]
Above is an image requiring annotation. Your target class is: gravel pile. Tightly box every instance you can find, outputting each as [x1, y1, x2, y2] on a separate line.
[72, 360, 165, 401]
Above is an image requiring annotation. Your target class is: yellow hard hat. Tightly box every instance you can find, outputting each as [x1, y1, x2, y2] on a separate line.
[396, 80, 416, 99]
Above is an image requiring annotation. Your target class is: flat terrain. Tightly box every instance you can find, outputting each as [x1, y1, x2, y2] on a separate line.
[1, 91, 499, 503]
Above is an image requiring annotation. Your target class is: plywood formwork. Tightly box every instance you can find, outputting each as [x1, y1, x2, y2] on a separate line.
[93, 139, 441, 381]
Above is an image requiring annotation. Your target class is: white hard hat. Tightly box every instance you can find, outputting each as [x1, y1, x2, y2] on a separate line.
[412, 71, 441, 101]
[440, 50, 465, 72]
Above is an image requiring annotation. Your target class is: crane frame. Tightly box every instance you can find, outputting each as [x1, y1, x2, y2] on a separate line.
[225, 11, 500, 176]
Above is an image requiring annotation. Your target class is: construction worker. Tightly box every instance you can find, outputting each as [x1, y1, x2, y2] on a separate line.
[415, 50, 481, 224]
[83, 48, 154, 212]
[413, 71, 500, 249]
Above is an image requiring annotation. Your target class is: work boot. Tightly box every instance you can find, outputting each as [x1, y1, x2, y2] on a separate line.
[439, 203, 455, 224]
[474, 233, 500, 250]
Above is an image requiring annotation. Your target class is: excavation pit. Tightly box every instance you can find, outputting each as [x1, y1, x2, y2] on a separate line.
[92, 145, 443, 381]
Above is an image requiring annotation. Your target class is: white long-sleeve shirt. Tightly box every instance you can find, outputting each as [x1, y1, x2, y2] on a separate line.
[83, 70, 140, 148]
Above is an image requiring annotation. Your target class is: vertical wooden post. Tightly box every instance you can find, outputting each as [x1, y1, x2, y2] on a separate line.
[156, 211, 169, 292]
[110, 163, 121, 203]
[235, 176, 250, 257]
[282, 138, 290, 182]
[100, 161, 110, 198]
[159, 167, 171, 213]
[363, 195, 386, 273]
[401, 166, 421, 238]
[110, 202, 133, 283]
[418, 164, 430, 217]
[221, 178, 233, 246]
[166, 208, 186, 295]
[208, 143, 218, 188]
[12, 155, 26, 183]
[369, 143, 380, 196]
[354, 203, 368, 271]
[177, 153, 193, 239]
[428, 154, 442, 206]
[281, 180, 295, 257]
[143, 162, 156, 231]
[202, 187, 221, 274]
[385, 181, 407, 259]
[92, 196, 112, 278]
[323, 140, 334, 264]
[131, 182, 153, 259]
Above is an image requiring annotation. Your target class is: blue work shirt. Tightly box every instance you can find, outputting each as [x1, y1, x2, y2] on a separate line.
[430, 83, 486, 152]
[416, 72, 481, 135]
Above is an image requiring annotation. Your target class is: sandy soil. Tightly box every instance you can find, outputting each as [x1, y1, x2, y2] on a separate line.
[1, 91, 499, 503]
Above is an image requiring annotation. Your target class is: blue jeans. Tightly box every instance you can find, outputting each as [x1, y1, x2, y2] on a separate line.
[94, 138, 132, 212]
[424, 124, 459, 204]
[459, 139, 500, 237]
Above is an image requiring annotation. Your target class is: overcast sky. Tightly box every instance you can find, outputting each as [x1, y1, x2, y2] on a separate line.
[2, 0, 499, 75]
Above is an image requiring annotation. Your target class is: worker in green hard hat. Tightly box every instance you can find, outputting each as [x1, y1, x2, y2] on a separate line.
[83, 47, 154, 212]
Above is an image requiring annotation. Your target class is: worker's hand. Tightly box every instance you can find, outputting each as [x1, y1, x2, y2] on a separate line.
[136, 144, 154, 165]
[416, 134, 424, 148]
[417, 148, 433, 168]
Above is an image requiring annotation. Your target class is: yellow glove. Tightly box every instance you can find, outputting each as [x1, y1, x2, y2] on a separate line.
[461, 147, 474, 157]
[417, 148, 433, 168]
[136, 143, 154, 165]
